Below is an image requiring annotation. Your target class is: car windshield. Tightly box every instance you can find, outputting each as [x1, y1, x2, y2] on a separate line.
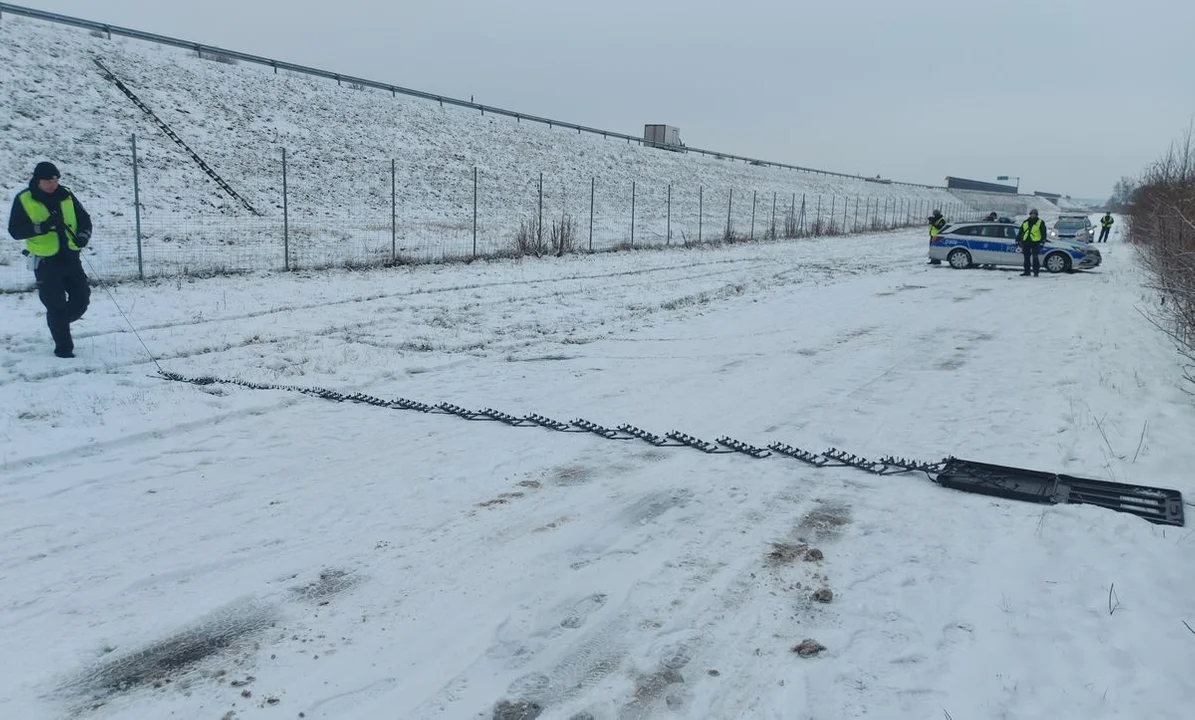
[1055, 220, 1086, 231]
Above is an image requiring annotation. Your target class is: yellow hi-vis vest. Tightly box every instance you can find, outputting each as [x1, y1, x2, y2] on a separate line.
[1021, 217, 1045, 242]
[18, 189, 79, 257]
[1101, 216, 1114, 228]
[929, 216, 947, 237]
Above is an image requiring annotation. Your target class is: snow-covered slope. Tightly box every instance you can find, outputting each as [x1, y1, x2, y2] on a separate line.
[1, 12, 978, 286]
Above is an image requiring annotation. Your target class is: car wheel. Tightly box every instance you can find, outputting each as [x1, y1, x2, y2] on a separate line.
[1044, 252, 1071, 273]
[947, 248, 972, 269]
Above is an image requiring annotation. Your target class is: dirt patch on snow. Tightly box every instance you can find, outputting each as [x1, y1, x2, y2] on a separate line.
[291, 568, 359, 602]
[64, 600, 275, 711]
[796, 501, 852, 542]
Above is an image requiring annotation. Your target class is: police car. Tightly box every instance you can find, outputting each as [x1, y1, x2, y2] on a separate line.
[1051, 215, 1096, 243]
[928, 221, 1101, 273]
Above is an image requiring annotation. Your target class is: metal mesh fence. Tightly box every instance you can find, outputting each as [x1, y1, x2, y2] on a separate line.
[1, 158, 981, 292]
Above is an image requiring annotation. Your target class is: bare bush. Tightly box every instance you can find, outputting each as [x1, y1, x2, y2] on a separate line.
[1131, 123, 1195, 385]
[511, 217, 546, 257]
[550, 213, 576, 257]
[783, 211, 804, 238]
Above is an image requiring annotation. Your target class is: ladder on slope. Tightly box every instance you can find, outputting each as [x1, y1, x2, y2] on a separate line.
[92, 58, 261, 216]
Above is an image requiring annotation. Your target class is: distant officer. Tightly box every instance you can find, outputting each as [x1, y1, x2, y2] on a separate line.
[1098, 212, 1114, 242]
[927, 209, 948, 264]
[7, 161, 94, 358]
[1017, 209, 1047, 276]
[985, 211, 999, 222]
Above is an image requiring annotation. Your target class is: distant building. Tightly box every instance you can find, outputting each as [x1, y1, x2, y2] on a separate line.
[1033, 191, 1062, 200]
[643, 124, 684, 151]
[945, 176, 1017, 194]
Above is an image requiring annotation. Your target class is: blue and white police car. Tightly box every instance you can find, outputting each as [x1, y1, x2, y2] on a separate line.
[928, 221, 1101, 273]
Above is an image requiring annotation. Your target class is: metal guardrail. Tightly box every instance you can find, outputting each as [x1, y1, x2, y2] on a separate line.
[0, 2, 944, 190]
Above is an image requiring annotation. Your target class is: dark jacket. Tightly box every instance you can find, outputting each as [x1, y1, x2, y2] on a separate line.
[8, 180, 93, 256]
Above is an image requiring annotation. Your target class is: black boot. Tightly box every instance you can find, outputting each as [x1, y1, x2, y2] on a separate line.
[54, 347, 75, 358]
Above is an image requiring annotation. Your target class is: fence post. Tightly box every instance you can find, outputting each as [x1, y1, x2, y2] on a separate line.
[472, 166, 478, 258]
[538, 172, 544, 249]
[726, 189, 733, 240]
[630, 180, 636, 247]
[853, 196, 860, 233]
[771, 192, 776, 239]
[589, 177, 594, 252]
[843, 195, 848, 231]
[666, 183, 671, 245]
[557, 188, 567, 258]
[130, 133, 143, 280]
[698, 186, 703, 244]
[815, 195, 822, 234]
[750, 190, 756, 240]
[799, 193, 806, 234]
[282, 147, 289, 271]
[829, 196, 835, 234]
[392, 158, 397, 262]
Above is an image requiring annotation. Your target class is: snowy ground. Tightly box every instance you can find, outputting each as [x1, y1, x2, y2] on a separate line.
[2, 221, 1194, 720]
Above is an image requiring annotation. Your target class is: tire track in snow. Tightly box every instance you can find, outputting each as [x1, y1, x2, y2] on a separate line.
[0, 259, 780, 387]
[37, 256, 779, 344]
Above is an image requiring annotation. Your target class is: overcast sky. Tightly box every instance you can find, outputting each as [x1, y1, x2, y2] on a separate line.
[25, 0, 1195, 199]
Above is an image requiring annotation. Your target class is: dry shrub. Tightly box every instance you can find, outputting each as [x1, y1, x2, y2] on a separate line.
[1131, 125, 1195, 385]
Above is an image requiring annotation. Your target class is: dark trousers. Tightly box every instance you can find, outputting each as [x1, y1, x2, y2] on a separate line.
[34, 254, 90, 352]
[1021, 241, 1042, 275]
[1098, 227, 1110, 242]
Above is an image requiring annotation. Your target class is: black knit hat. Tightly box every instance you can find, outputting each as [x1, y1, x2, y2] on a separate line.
[33, 161, 60, 180]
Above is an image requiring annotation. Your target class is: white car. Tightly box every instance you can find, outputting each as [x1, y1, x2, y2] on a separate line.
[928, 221, 1102, 273]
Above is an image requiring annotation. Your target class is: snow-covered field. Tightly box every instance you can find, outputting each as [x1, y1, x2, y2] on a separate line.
[2, 218, 1193, 720]
[1, 12, 986, 289]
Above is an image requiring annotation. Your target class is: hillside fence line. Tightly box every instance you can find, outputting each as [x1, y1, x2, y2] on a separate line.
[0, 134, 980, 291]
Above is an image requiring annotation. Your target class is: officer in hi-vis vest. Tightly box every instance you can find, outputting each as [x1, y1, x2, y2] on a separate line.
[7, 162, 94, 358]
[1017, 208, 1047, 276]
[927, 209, 948, 264]
[1098, 212, 1114, 243]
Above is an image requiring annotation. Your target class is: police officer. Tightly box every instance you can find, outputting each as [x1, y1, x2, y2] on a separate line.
[1017, 208, 1046, 276]
[7, 162, 94, 358]
[927, 209, 948, 264]
[929, 209, 948, 237]
[1098, 212, 1114, 242]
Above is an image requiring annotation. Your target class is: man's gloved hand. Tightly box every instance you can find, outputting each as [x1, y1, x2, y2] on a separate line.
[74, 229, 91, 248]
[33, 211, 62, 234]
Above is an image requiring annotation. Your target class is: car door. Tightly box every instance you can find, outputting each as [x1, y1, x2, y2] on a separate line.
[948, 226, 983, 261]
[994, 224, 1021, 266]
[972, 223, 1010, 264]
